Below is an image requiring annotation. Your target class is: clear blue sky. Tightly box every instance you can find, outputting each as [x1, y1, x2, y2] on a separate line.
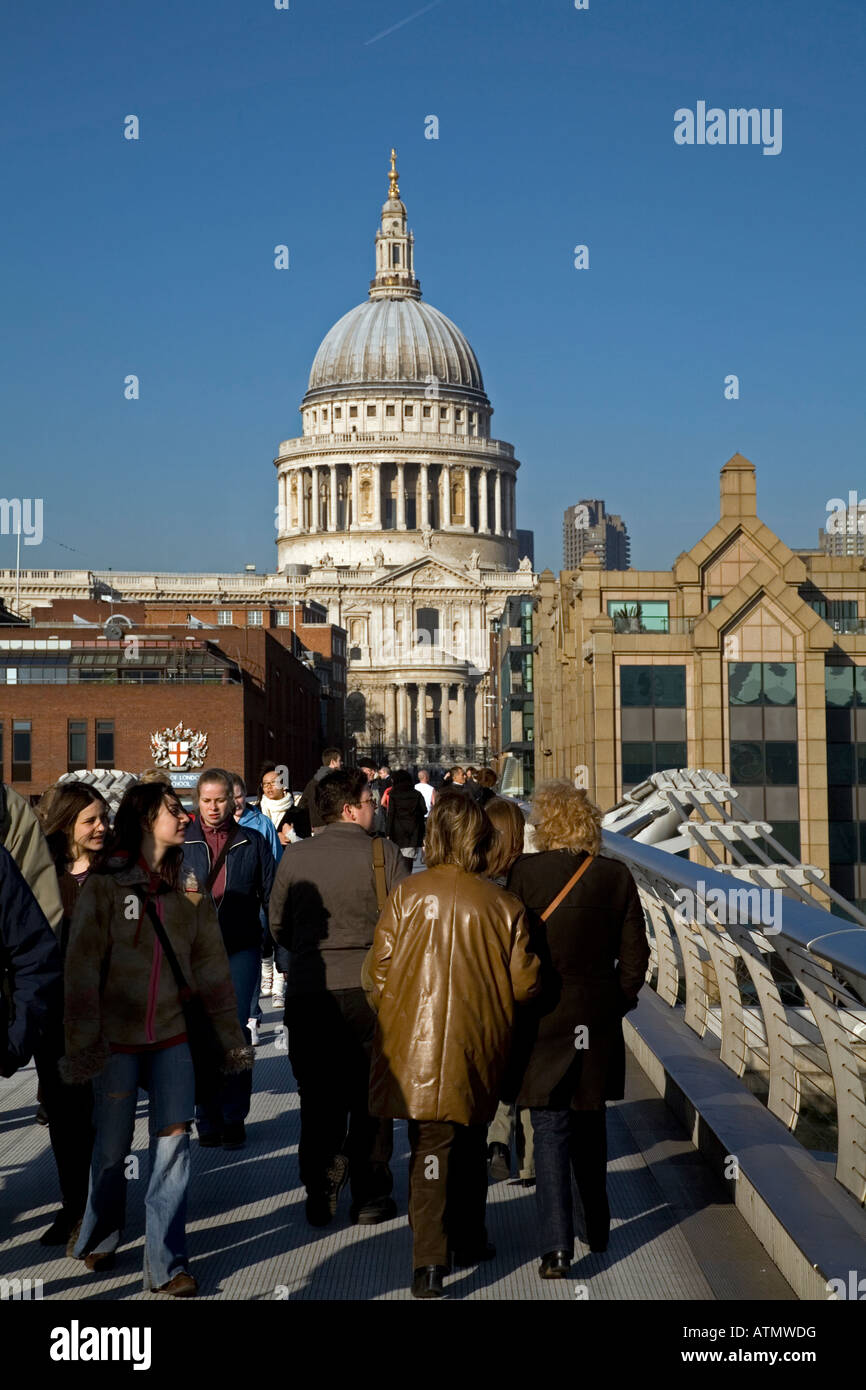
[2, 0, 863, 576]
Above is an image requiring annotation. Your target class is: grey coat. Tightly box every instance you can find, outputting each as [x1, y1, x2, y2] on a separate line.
[269, 823, 410, 993]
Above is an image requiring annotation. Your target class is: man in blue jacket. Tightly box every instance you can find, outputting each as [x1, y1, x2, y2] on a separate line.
[183, 767, 275, 1149]
[1, 844, 62, 1079]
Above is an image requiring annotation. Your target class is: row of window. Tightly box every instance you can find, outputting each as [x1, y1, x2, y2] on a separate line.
[308, 404, 479, 426]
[0, 719, 115, 782]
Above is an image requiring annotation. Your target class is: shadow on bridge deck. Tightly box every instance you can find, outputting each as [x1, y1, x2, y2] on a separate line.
[0, 1001, 794, 1302]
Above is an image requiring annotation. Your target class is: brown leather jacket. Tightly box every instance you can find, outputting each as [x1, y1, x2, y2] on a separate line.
[367, 865, 541, 1126]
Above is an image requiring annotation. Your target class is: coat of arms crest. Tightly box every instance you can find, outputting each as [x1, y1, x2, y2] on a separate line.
[150, 721, 209, 770]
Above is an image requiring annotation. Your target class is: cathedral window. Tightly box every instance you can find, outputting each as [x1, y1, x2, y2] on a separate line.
[385, 404, 395, 417]
[392, 245, 401, 265]
[440, 407, 448, 420]
[334, 407, 342, 419]
[367, 404, 376, 417]
[322, 408, 328, 421]
[423, 405, 432, 418]
[404, 404, 414, 417]
[312, 411, 317, 423]
[455, 409, 463, 421]
[349, 405, 358, 417]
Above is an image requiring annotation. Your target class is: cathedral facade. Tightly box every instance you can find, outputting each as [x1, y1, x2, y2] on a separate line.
[274, 151, 534, 764]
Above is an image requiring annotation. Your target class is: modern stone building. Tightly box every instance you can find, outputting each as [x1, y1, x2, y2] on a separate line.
[563, 499, 630, 570]
[536, 454, 866, 910]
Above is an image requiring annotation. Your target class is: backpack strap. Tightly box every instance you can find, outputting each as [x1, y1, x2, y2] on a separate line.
[540, 854, 595, 922]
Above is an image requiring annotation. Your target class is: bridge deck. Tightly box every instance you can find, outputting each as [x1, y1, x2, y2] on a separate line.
[0, 1000, 794, 1302]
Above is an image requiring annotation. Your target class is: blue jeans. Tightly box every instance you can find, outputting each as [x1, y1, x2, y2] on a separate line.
[75, 1042, 195, 1290]
[197, 946, 259, 1136]
[530, 1106, 609, 1255]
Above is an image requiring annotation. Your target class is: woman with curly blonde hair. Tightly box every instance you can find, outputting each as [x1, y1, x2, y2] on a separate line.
[505, 779, 649, 1279]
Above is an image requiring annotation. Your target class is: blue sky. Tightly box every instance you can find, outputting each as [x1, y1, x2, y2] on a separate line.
[1, 0, 863, 576]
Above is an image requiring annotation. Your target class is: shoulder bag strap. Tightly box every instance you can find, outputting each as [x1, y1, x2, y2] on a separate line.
[204, 827, 237, 893]
[134, 889, 192, 1001]
[372, 836, 387, 912]
[540, 854, 595, 922]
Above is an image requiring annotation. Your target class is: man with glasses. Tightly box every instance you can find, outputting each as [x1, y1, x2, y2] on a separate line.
[270, 768, 409, 1227]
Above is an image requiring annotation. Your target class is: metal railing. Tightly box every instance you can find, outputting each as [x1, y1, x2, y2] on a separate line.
[277, 431, 515, 460]
[601, 773, 866, 1204]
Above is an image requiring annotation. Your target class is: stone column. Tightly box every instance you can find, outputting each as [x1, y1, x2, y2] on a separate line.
[506, 474, 515, 536]
[295, 470, 304, 531]
[373, 462, 383, 529]
[494, 470, 502, 535]
[351, 463, 360, 530]
[396, 462, 406, 530]
[415, 683, 427, 749]
[419, 462, 430, 528]
[311, 466, 320, 533]
[328, 463, 338, 531]
[478, 468, 489, 534]
[395, 682, 407, 745]
[386, 683, 398, 750]
[439, 682, 451, 745]
[463, 465, 471, 528]
[455, 682, 467, 750]
[278, 473, 286, 533]
[442, 464, 452, 527]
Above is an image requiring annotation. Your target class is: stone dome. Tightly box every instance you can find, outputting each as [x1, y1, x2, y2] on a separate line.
[304, 297, 487, 403]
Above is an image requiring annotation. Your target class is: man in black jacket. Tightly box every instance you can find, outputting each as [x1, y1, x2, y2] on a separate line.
[296, 748, 343, 834]
[270, 769, 409, 1227]
[0, 844, 62, 1079]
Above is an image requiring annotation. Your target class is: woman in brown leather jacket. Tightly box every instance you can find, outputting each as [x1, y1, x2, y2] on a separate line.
[367, 792, 540, 1300]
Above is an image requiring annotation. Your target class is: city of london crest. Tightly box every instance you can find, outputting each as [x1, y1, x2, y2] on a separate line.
[150, 721, 209, 770]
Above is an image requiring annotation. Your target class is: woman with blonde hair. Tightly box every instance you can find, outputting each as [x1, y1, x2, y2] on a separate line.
[367, 793, 540, 1299]
[506, 780, 649, 1278]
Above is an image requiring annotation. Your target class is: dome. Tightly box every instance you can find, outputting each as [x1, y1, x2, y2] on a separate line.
[303, 297, 487, 403]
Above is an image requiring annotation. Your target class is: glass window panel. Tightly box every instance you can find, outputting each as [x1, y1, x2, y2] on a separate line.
[729, 663, 762, 706]
[654, 741, 687, 772]
[708, 596, 722, 609]
[826, 708, 852, 744]
[856, 668, 866, 708]
[829, 742, 855, 785]
[621, 742, 654, 784]
[859, 824, 866, 862]
[826, 666, 855, 707]
[857, 745, 866, 784]
[95, 720, 114, 765]
[830, 821, 857, 864]
[620, 666, 653, 707]
[763, 662, 796, 706]
[607, 600, 669, 633]
[730, 740, 764, 784]
[764, 741, 798, 785]
[770, 822, 801, 859]
[653, 667, 686, 707]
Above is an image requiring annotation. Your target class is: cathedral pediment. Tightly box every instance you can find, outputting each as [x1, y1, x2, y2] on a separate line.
[368, 555, 485, 590]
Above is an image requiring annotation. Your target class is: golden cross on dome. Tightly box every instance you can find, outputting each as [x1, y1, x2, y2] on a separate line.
[388, 147, 400, 198]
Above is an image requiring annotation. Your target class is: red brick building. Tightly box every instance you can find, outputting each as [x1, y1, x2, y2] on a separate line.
[0, 600, 323, 800]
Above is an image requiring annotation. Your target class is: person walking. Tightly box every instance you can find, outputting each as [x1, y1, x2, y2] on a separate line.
[366, 794, 540, 1299]
[482, 796, 536, 1187]
[0, 780, 64, 932]
[0, 845, 62, 1081]
[182, 768, 274, 1148]
[231, 775, 281, 1043]
[62, 781, 251, 1296]
[384, 770, 427, 869]
[296, 747, 343, 836]
[413, 768, 435, 816]
[33, 784, 110, 1249]
[258, 764, 296, 831]
[270, 768, 409, 1228]
[506, 780, 649, 1278]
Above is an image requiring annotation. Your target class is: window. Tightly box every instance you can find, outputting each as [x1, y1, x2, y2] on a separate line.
[218, 610, 232, 625]
[12, 719, 31, 782]
[334, 407, 342, 419]
[423, 405, 432, 418]
[392, 244, 401, 265]
[68, 719, 87, 772]
[95, 720, 114, 768]
[470, 413, 476, 423]
[248, 610, 263, 626]
[322, 408, 328, 421]
[708, 595, 723, 609]
[385, 404, 395, 417]
[608, 600, 670, 633]
[404, 405, 414, 418]
[455, 409, 463, 421]
[440, 407, 448, 420]
[276, 611, 292, 626]
[730, 741, 798, 786]
[366, 404, 376, 418]
[620, 666, 686, 708]
[312, 411, 317, 423]
[349, 405, 358, 418]
[728, 662, 796, 706]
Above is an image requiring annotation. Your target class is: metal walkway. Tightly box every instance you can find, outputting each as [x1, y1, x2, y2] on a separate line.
[0, 1000, 794, 1302]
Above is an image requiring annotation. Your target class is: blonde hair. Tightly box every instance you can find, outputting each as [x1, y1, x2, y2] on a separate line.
[484, 797, 526, 879]
[424, 791, 491, 873]
[139, 768, 173, 786]
[529, 780, 602, 855]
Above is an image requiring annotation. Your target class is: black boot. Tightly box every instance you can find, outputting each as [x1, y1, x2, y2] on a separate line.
[539, 1249, 571, 1279]
[412, 1265, 448, 1299]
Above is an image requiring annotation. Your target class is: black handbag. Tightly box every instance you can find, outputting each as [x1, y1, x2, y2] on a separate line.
[138, 893, 225, 1103]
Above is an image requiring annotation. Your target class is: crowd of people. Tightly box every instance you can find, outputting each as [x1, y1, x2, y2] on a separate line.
[0, 755, 648, 1300]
